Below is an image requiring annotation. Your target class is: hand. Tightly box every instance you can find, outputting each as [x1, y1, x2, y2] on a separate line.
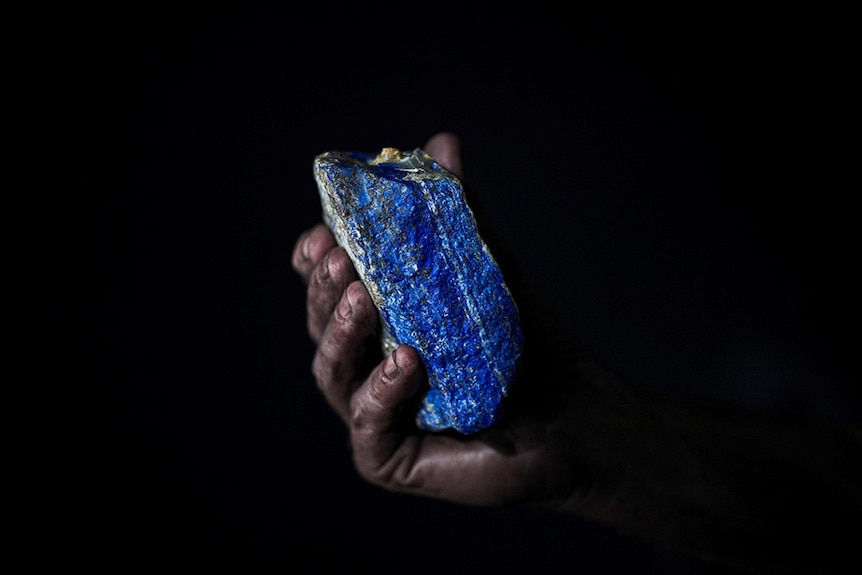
[293, 133, 862, 574]
[292, 132, 625, 508]
[292, 132, 862, 574]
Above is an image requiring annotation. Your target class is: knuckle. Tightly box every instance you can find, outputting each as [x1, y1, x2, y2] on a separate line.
[352, 443, 423, 493]
[306, 314, 324, 344]
[329, 300, 374, 347]
[327, 316, 357, 348]
[353, 458, 384, 487]
[348, 388, 385, 432]
[311, 349, 343, 393]
[366, 379, 389, 409]
[343, 282, 377, 333]
[356, 462, 392, 489]
[348, 397, 370, 431]
[388, 467, 422, 492]
[309, 259, 331, 292]
[318, 315, 361, 363]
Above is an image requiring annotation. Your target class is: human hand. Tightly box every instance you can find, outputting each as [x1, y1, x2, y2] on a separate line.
[293, 133, 862, 573]
[291, 132, 623, 508]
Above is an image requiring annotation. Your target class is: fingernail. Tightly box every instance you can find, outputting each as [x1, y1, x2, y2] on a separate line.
[302, 232, 312, 261]
[336, 290, 352, 320]
[316, 250, 332, 284]
[382, 351, 400, 383]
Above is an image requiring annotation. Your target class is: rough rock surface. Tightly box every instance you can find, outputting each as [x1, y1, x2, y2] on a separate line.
[314, 147, 522, 434]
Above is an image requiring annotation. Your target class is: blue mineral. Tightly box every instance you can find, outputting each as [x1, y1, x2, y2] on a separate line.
[313, 147, 522, 434]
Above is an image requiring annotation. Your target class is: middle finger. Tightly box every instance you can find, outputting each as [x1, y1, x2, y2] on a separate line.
[307, 246, 358, 343]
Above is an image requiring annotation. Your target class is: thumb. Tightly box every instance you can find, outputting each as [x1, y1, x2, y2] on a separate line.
[423, 131, 463, 180]
[349, 345, 423, 484]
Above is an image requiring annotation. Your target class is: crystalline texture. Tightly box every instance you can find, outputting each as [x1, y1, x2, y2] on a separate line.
[313, 147, 522, 434]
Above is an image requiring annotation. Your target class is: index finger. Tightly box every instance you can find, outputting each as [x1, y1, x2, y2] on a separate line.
[292, 223, 337, 283]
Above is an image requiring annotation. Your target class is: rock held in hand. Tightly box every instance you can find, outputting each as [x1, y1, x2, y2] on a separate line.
[314, 147, 522, 434]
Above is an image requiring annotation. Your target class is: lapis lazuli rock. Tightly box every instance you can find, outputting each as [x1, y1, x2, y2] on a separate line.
[313, 147, 523, 434]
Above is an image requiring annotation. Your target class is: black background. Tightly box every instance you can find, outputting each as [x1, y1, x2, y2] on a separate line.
[36, 3, 857, 573]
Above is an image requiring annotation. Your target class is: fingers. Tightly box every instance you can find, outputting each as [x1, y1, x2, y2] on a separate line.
[312, 280, 378, 421]
[291, 223, 337, 283]
[349, 345, 424, 484]
[305, 246, 359, 343]
[346, 345, 533, 505]
[423, 131, 463, 180]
